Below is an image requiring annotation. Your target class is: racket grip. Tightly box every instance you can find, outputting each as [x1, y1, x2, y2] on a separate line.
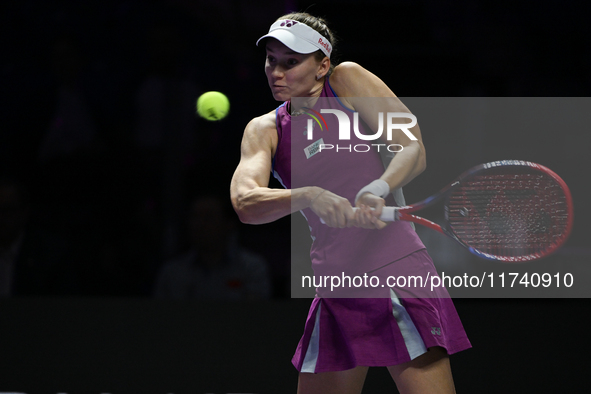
[319, 206, 398, 224]
[377, 206, 397, 221]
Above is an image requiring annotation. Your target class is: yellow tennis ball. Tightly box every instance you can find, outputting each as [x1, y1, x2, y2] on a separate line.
[196, 91, 230, 121]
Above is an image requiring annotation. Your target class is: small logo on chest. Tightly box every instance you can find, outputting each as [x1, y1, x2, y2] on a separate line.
[304, 138, 325, 159]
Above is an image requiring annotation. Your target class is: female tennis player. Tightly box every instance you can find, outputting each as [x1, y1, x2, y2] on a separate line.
[230, 12, 471, 393]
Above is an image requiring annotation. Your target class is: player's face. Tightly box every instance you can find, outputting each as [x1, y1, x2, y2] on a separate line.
[265, 39, 323, 101]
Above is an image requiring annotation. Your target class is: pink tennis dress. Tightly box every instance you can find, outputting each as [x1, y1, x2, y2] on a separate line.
[273, 77, 471, 373]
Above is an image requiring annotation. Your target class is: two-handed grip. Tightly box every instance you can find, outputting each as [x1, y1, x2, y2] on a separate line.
[320, 206, 398, 224]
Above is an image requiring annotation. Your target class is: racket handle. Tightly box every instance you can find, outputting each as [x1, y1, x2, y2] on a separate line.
[377, 206, 397, 221]
[320, 206, 398, 224]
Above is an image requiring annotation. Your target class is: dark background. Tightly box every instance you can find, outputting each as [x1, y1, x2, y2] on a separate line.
[1, 0, 590, 392]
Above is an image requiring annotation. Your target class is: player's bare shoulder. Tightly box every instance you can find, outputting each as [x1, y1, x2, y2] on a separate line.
[330, 61, 395, 99]
[330, 62, 368, 96]
[242, 110, 279, 157]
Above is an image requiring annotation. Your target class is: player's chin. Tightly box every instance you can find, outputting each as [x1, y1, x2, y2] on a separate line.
[271, 91, 289, 101]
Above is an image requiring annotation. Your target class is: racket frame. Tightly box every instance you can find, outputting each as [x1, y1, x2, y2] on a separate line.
[396, 160, 574, 262]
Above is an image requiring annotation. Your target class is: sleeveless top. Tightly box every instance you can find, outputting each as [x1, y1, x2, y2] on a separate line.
[273, 78, 425, 276]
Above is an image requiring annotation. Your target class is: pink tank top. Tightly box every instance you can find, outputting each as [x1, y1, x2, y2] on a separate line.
[273, 78, 425, 276]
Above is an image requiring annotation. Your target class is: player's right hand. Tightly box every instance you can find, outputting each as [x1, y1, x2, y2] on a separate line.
[310, 189, 355, 228]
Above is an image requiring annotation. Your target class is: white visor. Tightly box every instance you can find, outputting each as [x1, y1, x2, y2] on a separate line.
[256, 19, 332, 58]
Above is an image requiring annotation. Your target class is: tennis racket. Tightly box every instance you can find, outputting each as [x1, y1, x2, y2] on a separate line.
[354, 160, 573, 262]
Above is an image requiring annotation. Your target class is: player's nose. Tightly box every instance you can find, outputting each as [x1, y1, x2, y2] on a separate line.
[271, 65, 285, 79]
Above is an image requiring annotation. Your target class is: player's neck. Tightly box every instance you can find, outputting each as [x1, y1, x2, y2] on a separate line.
[289, 79, 324, 115]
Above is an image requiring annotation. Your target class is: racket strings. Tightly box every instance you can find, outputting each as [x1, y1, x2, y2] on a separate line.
[446, 173, 570, 258]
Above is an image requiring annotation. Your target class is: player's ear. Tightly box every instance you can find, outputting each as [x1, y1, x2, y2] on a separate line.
[318, 56, 330, 79]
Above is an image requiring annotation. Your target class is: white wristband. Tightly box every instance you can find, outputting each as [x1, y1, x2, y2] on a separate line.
[355, 179, 390, 204]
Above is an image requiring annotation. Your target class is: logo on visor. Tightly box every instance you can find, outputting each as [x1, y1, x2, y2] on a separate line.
[280, 20, 298, 27]
[318, 38, 331, 54]
[301, 107, 329, 137]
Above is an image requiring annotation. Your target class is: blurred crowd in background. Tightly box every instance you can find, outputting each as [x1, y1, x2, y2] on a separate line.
[1, 0, 589, 299]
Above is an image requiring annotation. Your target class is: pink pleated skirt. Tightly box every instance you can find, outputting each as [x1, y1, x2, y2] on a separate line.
[291, 249, 472, 373]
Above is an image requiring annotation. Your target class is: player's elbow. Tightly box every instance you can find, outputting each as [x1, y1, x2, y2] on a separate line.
[236, 210, 257, 225]
[231, 194, 250, 224]
[231, 192, 258, 225]
[237, 209, 266, 225]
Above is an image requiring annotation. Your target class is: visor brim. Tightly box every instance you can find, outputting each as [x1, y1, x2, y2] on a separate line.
[256, 30, 319, 54]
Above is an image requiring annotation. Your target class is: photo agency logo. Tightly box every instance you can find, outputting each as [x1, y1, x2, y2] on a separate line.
[304, 109, 418, 154]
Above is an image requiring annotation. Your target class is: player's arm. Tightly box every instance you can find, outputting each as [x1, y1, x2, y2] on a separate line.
[230, 113, 353, 226]
[332, 62, 426, 192]
[330, 62, 426, 227]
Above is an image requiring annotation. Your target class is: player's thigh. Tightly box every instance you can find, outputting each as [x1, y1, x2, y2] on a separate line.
[297, 366, 369, 394]
[387, 346, 455, 394]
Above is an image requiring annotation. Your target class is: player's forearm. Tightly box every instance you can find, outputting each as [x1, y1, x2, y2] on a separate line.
[232, 185, 322, 224]
[380, 141, 426, 192]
